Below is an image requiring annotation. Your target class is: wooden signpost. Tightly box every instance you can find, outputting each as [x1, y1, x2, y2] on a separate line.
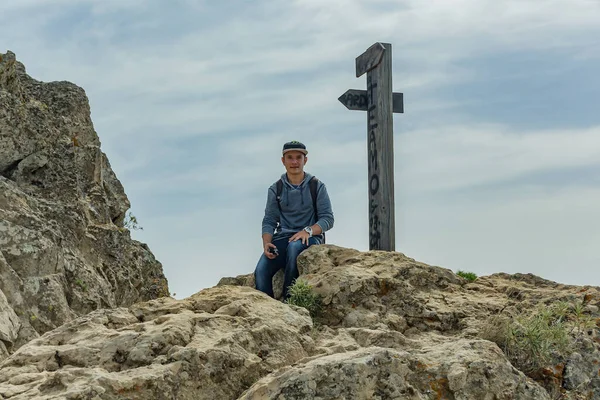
[338, 42, 404, 251]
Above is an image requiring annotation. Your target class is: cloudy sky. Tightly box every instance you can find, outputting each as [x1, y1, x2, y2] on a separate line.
[4, 0, 600, 298]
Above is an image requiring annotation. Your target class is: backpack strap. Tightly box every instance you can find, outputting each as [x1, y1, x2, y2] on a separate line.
[309, 176, 319, 215]
[275, 178, 283, 213]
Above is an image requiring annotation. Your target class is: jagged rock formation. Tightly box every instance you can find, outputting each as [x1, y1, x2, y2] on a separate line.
[0, 51, 169, 360]
[1, 51, 599, 400]
[1, 244, 598, 399]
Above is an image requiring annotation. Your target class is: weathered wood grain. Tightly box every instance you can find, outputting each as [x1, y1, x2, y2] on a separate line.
[338, 89, 404, 113]
[338, 89, 368, 111]
[340, 42, 401, 251]
[392, 92, 404, 114]
[355, 42, 385, 78]
[366, 42, 395, 251]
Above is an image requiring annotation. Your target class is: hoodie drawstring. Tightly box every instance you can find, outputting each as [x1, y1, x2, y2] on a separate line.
[283, 173, 308, 207]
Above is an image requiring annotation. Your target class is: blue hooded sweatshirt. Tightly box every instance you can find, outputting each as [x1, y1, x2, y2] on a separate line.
[261, 172, 334, 242]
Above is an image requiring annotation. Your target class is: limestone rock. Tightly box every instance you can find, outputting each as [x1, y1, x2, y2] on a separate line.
[221, 244, 600, 399]
[0, 284, 554, 400]
[0, 286, 313, 400]
[0, 289, 21, 359]
[240, 341, 551, 400]
[0, 51, 169, 359]
[2, 51, 600, 399]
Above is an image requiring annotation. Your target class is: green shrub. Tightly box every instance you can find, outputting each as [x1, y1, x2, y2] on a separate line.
[570, 302, 597, 334]
[75, 279, 88, 292]
[482, 301, 594, 374]
[504, 308, 571, 373]
[285, 278, 323, 319]
[124, 211, 143, 231]
[456, 270, 478, 282]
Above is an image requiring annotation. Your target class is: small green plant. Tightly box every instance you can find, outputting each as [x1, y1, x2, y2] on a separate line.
[504, 308, 571, 373]
[456, 270, 478, 282]
[285, 278, 323, 319]
[75, 279, 88, 292]
[124, 211, 143, 231]
[482, 300, 596, 375]
[570, 302, 596, 334]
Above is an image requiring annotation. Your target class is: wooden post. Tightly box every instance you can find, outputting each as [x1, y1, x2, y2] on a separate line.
[365, 43, 394, 251]
[339, 42, 403, 251]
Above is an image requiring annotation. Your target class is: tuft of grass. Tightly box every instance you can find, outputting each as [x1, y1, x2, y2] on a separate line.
[75, 279, 88, 292]
[504, 307, 571, 373]
[285, 278, 323, 319]
[456, 270, 478, 282]
[481, 300, 596, 375]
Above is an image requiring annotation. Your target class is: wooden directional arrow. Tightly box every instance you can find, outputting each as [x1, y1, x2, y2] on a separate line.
[338, 89, 404, 113]
[338, 42, 404, 252]
[355, 42, 385, 78]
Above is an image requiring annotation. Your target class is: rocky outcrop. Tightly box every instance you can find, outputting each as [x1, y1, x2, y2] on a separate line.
[0, 286, 314, 400]
[0, 51, 169, 360]
[0, 284, 551, 400]
[1, 244, 599, 399]
[240, 342, 551, 400]
[296, 246, 600, 399]
[1, 51, 599, 399]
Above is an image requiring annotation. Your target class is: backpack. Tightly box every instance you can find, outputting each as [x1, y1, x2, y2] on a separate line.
[275, 176, 325, 243]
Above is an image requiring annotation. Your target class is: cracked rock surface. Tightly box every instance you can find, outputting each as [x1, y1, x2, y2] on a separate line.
[0, 286, 313, 399]
[223, 245, 600, 400]
[0, 51, 169, 360]
[2, 245, 599, 399]
[1, 51, 599, 400]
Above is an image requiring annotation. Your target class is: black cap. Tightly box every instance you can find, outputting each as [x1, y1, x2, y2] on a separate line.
[282, 141, 308, 155]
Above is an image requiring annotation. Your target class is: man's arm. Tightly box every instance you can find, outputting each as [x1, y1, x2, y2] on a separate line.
[262, 233, 273, 247]
[262, 232, 277, 259]
[314, 182, 334, 233]
[261, 186, 279, 239]
[261, 185, 280, 258]
[308, 224, 323, 235]
[289, 182, 333, 244]
[288, 221, 323, 245]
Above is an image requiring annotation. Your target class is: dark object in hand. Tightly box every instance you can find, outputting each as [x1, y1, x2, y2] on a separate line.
[269, 247, 279, 255]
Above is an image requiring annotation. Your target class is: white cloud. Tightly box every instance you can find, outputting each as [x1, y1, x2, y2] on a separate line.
[398, 185, 600, 286]
[124, 120, 600, 297]
[3, 0, 600, 298]
[398, 124, 600, 192]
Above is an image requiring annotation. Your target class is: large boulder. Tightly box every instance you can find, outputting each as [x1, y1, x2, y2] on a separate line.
[0, 285, 554, 400]
[2, 244, 600, 398]
[0, 286, 314, 400]
[0, 51, 169, 360]
[221, 244, 600, 399]
[240, 341, 551, 400]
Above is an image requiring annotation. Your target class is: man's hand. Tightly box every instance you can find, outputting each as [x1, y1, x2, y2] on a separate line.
[263, 242, 277, 259]
[289, 230, 310, 245]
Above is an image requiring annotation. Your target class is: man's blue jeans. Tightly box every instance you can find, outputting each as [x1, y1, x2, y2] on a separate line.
[254, 236, 319, 300]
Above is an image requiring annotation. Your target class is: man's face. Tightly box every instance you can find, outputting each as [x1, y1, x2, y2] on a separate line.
[281, 151, 307, 175]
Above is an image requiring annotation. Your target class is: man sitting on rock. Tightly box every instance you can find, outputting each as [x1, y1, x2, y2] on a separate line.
[254, 141, 334, 300]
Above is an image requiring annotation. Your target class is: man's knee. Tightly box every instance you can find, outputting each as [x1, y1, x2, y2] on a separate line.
[255, 258, 268, 274]
[286, 240, 305, 256]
